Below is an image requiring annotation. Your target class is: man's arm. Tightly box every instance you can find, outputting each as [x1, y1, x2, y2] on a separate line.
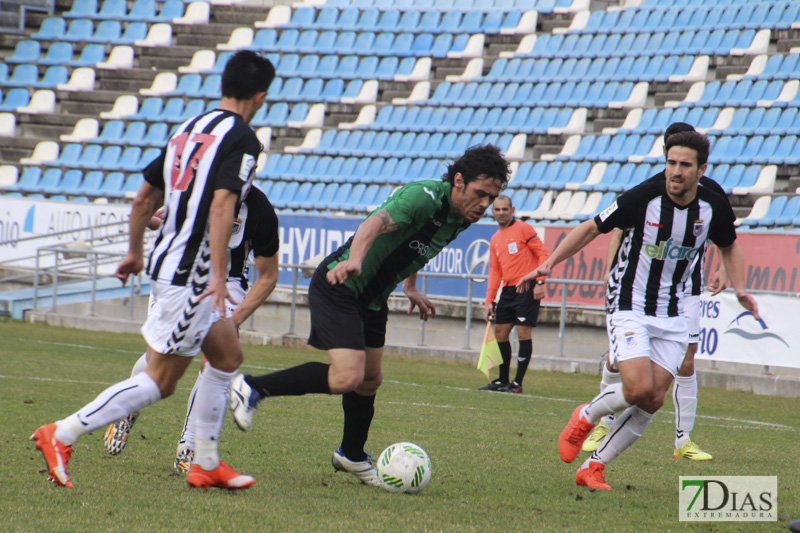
[517, 219, 602, 292]
[603, 229, 623, 284]
[484, 241, 501, 321]
[719, 240, 759, 319]
[403, 272, 436, 321]
[232, 254, 279, 328]
[115, 182, 163, 285]
[706, 244, 728, 296]
[327, 208, 397, 284]
[204, 189, 239, 317]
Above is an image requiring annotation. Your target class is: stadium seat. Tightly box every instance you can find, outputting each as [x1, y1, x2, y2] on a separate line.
[7, 41, 40, 64]
[32, 17, 67, 40]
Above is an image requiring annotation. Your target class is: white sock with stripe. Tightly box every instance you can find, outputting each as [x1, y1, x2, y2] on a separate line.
[582, 383, 631, 425]
[192, 364, 236, 471]
[673, 373, 698, 448]
[586, 406, 654, 466]
[55, 372, 161, 445]
[599, 364, 622, 426]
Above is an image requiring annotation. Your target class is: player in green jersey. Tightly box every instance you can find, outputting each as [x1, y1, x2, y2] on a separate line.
[228, 145, 509, 485]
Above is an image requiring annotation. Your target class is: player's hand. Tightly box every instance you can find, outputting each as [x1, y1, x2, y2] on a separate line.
[405, 287, 436, 321]
[736, 291, 760, 321]
[706, 268, 729, 296]
[114, 253, 144, 286]
[533, 284, 545, 300]
[200, 275, 236, 318]
[326, 260, 361, 285]
[147, 208, 166, 231]
[484, 304, 493, 322]
[516, 265, 551, 293]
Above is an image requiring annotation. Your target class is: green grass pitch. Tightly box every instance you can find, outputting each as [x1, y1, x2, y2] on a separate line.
[0, 318, 797, 532]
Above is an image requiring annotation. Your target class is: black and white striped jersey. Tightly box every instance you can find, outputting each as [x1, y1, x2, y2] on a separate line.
[597, 179, 736, 318]
[143, 109, 261, 287]
[228, 184, 280, 291]
[638, 171, 734, 297]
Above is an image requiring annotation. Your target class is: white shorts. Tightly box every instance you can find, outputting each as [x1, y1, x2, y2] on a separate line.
[607, 311, 688, 377]
[684, 295, 701, 344]
[142, 281, 213, 357]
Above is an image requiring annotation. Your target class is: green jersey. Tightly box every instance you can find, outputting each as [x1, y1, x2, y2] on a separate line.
[323, 180, 471, 311]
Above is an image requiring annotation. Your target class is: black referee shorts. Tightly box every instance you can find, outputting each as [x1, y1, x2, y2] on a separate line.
[307, 265, 388, 351]
[494, 285, 540, 327]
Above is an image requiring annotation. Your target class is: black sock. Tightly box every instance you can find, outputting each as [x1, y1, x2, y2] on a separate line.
[498, 340, 512, 383]
[513, 339, 532, 385]
[245, 362, 331, 397]
[340, 391, 376, 462]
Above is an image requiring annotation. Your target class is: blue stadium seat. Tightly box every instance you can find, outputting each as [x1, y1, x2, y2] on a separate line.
[140, 123, 169, 147]
[97, 145, 123, 170]
[39, 41, 74, 66]
[33, 168, 62, 194]
[98, 172, 125, 198]
[4, 167, 41, 193]
[75, 144, 102, 169]
[95, 0, 127, 20]
[753, 195, 788, 227]
[63, 0, 97, 19]
[121, 173, 144, 195]
[7, 40, 40, 64]
[0, 88, 30, 111]
[4, 64, 38, 88]
[124, 0, 157, 22]
[155, 0, 183, 22]
[63, 18, 94, 41]
[129, 97, 164, 121]
[72, 44, 105, 66]
[116, 147, 143, 172]
[75, 170, 103, 196]
[59, 169, 85, 195]
[45, 143, 82, 168]
[32, 17, 66, 40]
[775, 196, 800, 226]
[117, 22, 147, 44]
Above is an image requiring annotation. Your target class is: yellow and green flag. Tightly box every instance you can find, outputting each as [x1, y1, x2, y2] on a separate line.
[476, 322, 502, 379]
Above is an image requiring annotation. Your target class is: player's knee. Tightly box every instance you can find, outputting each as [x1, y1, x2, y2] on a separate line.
[358, 370, 383, 395]
[623, 383, 651, 405]
[330, 367, 365, 393]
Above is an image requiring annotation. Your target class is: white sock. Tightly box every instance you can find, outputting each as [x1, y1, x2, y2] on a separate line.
[599, 365, 621, 425]
[192, 364, 237, 471]
[178, 370, 203, 450]
[55, 372, 161, 445]
[583, 383, 632, 425]
[587, 406, 654, 466]
[673, 373, 697, 448]
[131, 353, 149, 377]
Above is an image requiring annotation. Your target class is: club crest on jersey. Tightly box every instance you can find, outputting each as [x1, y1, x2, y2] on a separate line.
[693, 219, 704, 237]
[623, 332, 636, 348]
[238, 154, 256, 182]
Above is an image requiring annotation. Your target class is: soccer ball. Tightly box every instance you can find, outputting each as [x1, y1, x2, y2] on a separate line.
[377, 442, 432, 494]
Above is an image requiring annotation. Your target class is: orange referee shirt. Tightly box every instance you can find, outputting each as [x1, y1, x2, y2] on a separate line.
[485, 219, 550, 306]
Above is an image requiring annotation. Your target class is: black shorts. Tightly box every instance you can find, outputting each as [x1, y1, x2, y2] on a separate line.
[307, 265, 388, 351]
[494, 285, 540, 327]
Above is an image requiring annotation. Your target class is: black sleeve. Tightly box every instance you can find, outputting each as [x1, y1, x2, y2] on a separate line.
[703, 188, 737, 248]
[593, 181, 657, 233]
[214, 125, 261, 194]
[700, 175, 735, 221]
[246, 188, 280, 258]
[142, 147, 166, 190]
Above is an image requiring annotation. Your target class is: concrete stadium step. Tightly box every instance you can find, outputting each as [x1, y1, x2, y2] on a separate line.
[0, 278, 149, 320]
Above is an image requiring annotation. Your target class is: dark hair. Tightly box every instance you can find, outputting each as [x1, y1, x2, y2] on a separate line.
[442, 144, 510, 188]
[221, 51, 276, 100]
[665, 131, 710, 167]
[663, 122, 695, 144]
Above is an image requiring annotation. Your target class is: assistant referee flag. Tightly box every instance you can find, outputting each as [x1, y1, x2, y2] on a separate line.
[477, 322, 502, 379]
